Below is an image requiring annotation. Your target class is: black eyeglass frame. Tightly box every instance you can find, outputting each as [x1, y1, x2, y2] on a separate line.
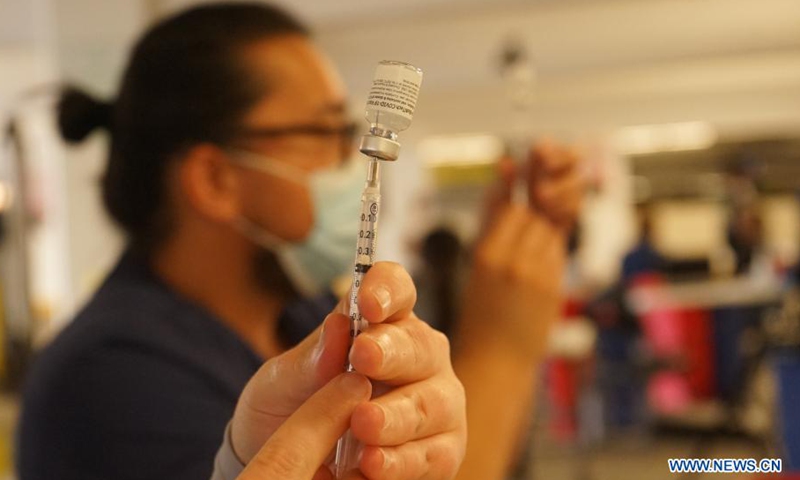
[233, 122, 359, 161]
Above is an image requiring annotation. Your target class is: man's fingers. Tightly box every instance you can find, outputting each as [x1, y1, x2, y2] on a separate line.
[350, 376, 465, 446]
[358, 433, 465, 480]
[474, 203, 529, 269]
[246, 313, 350, 413]
[532, 170, 583, 226]
[508, 213, 549, 279]
[232, 313, 350, 462]
[514, 215, 567, 286]
[530, 141, 577, 177]
[490, 156, 516, 205]
[355, 262, 417, 324]
[239, 373, 371, 480]
[348, 316, 450, 384]
[526, 141, 583, 228]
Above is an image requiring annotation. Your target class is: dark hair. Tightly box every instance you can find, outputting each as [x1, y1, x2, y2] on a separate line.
[58, 3, 308, 255]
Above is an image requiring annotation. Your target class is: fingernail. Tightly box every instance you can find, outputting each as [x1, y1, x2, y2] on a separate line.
[317, 314, 334, 350]
[378, 448, 391, 471]
[372, 403, 389, 433]
[319, 319, 328, 344]
[373, 286, 392, 316]
[348, 343, 363, 369]
[341, 372, 369, 394]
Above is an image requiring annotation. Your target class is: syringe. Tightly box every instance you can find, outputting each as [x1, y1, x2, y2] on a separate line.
[343, 157, 381, 371]
[499, 39, 536, 204]
[333, 60, 423, 479]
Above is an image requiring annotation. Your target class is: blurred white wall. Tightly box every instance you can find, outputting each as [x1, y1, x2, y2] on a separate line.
[2, 0, 155, 328]
[1, 0, 71, 338]
[0, 0, 59, 130]
[652, 201, 728, 259]
[762, 195, 800, 267]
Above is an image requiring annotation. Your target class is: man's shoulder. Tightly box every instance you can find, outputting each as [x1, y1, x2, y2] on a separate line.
[16, 305, 237, 480]
[22, 271, 260, 415]
[57, 259, 258, 359]
[29, 280, 196, 380]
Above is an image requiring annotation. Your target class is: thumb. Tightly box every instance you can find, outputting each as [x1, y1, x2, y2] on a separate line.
[238, 373, 372, 480]
[231, 313, 351, 463]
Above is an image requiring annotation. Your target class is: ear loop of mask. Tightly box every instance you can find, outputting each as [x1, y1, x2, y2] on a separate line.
[233, 216, 320, 297]
[225, 148, 325, 297]
[225, 147, 308, 184]
[225, 147, 308, 245]
[232, 216, 285, 250]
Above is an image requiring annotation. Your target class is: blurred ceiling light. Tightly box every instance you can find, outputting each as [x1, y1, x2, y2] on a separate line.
[418, 133, 505, 167]
[614, 121, 717, 156]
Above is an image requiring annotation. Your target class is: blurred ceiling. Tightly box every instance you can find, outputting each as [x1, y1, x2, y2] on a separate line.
[3, 0, 800, 136]
[154, 0, 800, 137]
[0, 0, 59, 50]
[159, 0, 602, 29]
[157, 0, 800, 84]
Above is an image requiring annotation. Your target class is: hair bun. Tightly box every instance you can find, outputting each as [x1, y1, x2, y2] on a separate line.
[58, 86, 113, 143]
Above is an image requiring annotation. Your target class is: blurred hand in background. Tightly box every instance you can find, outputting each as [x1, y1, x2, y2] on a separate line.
[454, 142, 584, 480]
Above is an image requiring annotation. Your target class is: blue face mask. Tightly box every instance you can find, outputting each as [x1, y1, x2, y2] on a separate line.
[229, 149, 363, 297]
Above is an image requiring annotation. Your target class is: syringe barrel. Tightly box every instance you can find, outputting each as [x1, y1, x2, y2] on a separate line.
[364, 61, 423, 135]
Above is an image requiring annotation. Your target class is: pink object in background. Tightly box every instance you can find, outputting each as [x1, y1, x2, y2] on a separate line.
[647, 372, 692, 413]
[632, 275, 716, 414]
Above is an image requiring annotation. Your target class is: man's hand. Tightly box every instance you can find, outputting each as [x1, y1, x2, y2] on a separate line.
[486, 141, 583, 230]
[237, 373, 371, 480]
[461, 141, 582, 358]
[461, 204, 566, 358]
[344, 263, 466, 479]
[230, 262, 466, 479]
[453, 141, 583, 480]
[527, 141, 583, 230]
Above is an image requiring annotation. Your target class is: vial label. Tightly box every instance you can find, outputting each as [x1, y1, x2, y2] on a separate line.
[366, 62, 422, 122]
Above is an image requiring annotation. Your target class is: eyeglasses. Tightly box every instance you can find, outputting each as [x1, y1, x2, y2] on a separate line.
[234, 122, 358, 161]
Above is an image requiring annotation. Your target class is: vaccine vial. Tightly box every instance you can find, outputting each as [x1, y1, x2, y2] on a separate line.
[360, 61, 423, 161]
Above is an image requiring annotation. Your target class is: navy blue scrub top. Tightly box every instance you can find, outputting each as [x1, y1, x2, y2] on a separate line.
[16, 251, 336, 480]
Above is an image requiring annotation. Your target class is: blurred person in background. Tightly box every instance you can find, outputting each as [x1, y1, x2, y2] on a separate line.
[722, 153, 774, 278]
[412, 227, 465, 336]
[727, 206, 767, 276]
[581, 202, 657, 431]
[622, 202, 665, 285]
[17, 3, 582, 480]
